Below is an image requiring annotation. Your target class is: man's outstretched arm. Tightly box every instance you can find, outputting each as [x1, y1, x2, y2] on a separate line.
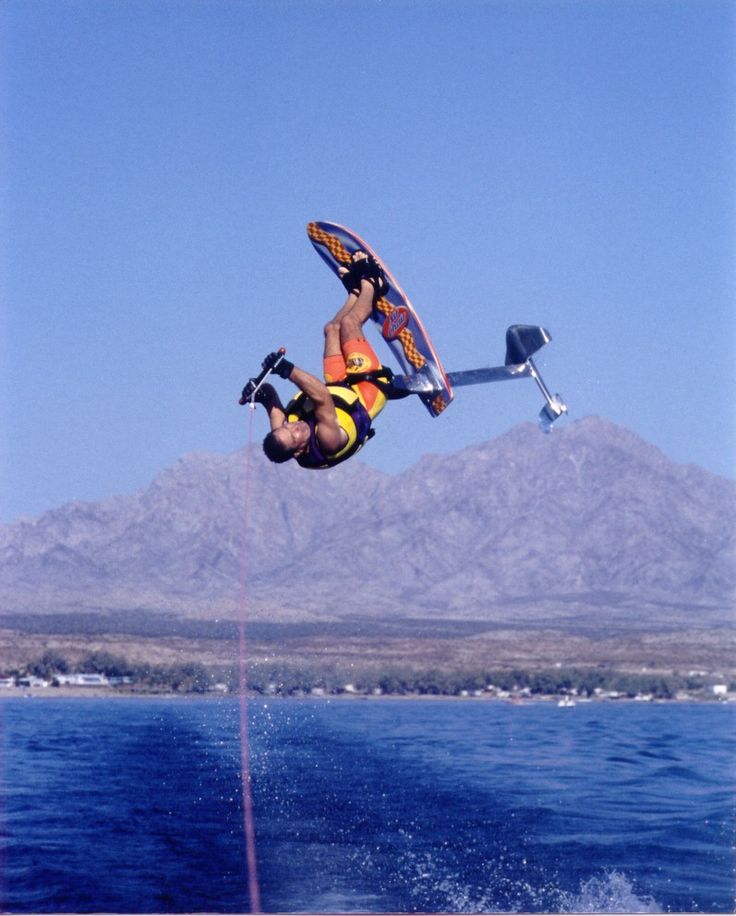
[285, 365, 347, 454]
[253, 383, 287, 431]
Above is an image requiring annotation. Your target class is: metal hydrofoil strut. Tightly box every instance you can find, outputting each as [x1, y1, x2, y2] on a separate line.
[389, 324, 568, 433]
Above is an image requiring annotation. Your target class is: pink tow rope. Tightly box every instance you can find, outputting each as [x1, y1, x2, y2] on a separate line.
[238, 406, 261, 913]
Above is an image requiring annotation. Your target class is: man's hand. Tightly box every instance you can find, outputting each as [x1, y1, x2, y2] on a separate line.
[239, 379, 282, 407]
[262, 352, 294, 379]
[252, 382, 278, 405]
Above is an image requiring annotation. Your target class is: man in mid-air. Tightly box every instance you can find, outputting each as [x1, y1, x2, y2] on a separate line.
[251, 253, 391, 469]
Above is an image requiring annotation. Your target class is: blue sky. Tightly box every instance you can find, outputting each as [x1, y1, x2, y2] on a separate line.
[2, 0, 734, 522]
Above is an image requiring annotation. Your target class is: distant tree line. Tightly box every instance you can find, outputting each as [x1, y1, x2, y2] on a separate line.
[242, 664, 721, 700]
[5, 651, 732, 699]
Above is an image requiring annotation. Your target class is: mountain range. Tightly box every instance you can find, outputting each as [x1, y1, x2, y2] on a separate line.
[1, 416, 734, 645]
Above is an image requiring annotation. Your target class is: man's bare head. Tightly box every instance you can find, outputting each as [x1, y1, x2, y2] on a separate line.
[262, 421, 310, 463]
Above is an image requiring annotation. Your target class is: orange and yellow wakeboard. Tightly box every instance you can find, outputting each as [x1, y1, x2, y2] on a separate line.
[307, 221, 454, 417]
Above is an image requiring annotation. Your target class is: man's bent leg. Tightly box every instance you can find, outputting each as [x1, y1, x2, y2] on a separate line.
[325, 279, 373, 383]
[323, 278, 387, 412]
[323, 292, 357, 382]
[339, 279, 375, 345]
[343, 336, 387, 419]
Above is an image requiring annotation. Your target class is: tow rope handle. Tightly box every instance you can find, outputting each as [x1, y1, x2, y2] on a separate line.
[238, 347, 287, 407]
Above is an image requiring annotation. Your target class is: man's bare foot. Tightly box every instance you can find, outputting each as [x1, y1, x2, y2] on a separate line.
[338, 251, 371, 293]
[339, 251, 386, 299]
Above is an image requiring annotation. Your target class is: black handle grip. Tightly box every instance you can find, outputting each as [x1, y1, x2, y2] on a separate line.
[239, 348, 286, 405]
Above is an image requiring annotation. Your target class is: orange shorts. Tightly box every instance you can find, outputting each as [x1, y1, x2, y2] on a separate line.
[323, 337, 387, 420]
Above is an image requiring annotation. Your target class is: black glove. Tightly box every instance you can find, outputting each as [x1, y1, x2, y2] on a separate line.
[259, 350, 294, 378]
[239, 378, 258, 404]
[275, 359, 294, 379]
[252, 384, 273, 405]
[239, 380, 276, 406]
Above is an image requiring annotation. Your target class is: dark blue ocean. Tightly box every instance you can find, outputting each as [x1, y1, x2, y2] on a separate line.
[0, 698, 733, 914]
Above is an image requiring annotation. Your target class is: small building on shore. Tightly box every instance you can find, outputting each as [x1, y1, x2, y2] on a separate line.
[53, 673, 110, 688]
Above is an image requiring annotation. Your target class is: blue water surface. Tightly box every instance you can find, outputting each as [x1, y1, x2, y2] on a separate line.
[0, 697, 733, 913]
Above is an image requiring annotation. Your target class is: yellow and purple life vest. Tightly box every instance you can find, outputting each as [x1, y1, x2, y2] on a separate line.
[285, 384, 374, 469]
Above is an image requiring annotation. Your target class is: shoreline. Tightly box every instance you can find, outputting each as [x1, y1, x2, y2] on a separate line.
[0, 687, 732, 704]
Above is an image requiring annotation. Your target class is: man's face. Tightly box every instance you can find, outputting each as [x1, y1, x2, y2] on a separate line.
[273, 420, 311, 456]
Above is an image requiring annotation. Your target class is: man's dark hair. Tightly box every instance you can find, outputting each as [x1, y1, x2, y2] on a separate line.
[262, 432, 293, 464]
